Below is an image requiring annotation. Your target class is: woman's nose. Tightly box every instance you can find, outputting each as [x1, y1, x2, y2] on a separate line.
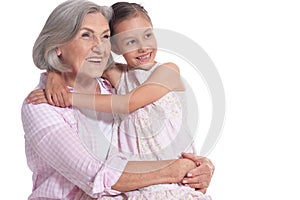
[92, 38, 104, 53]
[92, 43, 103, 53]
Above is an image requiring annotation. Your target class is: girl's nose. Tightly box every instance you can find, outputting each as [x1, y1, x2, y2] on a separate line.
[137, 42, 148, 53]
[138, 47, 147, 53]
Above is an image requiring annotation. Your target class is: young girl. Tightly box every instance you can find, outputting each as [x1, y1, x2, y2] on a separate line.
[29, 2, 212, 199]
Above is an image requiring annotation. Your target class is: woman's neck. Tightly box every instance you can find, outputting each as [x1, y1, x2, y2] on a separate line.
[62, 73, 101, 94]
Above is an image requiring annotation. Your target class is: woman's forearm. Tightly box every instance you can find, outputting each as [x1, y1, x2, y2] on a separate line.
[112, 158, 196, 192]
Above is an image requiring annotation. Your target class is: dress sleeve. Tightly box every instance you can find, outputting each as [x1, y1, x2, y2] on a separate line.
[21, 101, 128, 198]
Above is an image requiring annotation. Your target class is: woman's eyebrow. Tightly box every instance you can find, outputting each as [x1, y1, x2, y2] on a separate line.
[80, 27, 110, 35]
[79, 27, 94, 33]
[102, 29, 110, 35]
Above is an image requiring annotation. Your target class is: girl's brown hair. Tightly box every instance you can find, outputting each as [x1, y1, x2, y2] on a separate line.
[110, 2, 152, 36]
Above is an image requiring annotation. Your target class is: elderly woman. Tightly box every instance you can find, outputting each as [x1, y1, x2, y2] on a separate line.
[22, 0, 214, 199]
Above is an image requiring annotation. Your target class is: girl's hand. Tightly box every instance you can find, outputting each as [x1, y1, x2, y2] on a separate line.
[181, 153, 215, 194]
[26, 88, 72, 107]
[26, 89, 48, 104]
[45, 71, 69, 107]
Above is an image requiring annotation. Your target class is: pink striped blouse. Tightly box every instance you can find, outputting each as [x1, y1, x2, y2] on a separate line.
[21, 73, 128, 199]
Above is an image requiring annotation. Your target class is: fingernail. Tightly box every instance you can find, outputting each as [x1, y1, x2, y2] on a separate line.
[182, 179, 187, 183]
[187, 173, 192, 177]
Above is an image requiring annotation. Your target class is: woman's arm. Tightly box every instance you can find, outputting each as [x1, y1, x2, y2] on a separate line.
[112, 158, 196, 192]
[22, 102, 122, 197]
[22, 100, 196, 196]
[22, 100, 212, 193]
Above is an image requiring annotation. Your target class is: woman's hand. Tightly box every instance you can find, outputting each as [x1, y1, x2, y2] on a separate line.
[169, 158, 197, 183]
[181, 153, 215, 194]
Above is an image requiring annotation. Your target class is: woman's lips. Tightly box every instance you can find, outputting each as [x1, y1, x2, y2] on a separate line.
[86, 57, 102, 64]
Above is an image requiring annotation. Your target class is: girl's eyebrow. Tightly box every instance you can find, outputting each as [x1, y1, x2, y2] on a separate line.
[143, 27, 152, 33]
[121, 36, 135, 43]
[118, 28, 152, 42]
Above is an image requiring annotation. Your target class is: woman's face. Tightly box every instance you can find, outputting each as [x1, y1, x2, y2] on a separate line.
[112, 16, 157, 70]
[57, 12, 111, 79]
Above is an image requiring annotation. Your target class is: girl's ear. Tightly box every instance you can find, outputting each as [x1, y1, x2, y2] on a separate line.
[111, 42, 122, 55]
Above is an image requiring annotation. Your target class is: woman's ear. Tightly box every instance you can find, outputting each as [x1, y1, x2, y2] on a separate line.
[55, 47, 62, 56]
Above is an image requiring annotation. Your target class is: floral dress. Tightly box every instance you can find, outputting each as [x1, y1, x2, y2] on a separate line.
[109, 63, 212, 200]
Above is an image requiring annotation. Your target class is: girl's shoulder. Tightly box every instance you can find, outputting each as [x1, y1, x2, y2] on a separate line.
[157, 62, 180, 73]
[102, 62, 127, 88]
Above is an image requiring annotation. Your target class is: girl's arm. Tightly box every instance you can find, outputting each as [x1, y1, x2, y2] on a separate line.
[101, 62, 124, 88]
[27, 62, 183, 113]
[26, 63, 123, 107]
[45, 71, 69, 106]
[72, 62, 185, 113]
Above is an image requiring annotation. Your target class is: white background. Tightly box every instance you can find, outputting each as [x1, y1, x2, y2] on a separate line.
[1, 0, 299, 199]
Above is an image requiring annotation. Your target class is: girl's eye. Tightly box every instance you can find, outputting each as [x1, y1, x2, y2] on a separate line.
[126, 39, 136, 45]
[145, 33, 152, 39]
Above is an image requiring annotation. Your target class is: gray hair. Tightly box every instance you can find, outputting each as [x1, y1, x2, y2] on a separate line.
[32, 0, 113, 72]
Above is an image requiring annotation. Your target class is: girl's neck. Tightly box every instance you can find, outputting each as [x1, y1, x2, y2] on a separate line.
[128, 61, 157, 71]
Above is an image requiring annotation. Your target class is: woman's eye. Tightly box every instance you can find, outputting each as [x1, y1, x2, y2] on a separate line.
[102, 34, 110, 39]
[81, 32, 91, 38]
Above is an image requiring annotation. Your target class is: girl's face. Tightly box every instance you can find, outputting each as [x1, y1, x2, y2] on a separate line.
[112, 15, 157, 70]
[57, 13, 111, 81]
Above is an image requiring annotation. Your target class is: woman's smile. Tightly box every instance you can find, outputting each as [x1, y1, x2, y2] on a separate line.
[85, 56, 103, 64]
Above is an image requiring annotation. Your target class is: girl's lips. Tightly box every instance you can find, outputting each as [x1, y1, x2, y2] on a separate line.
[136, 52, 152, 62]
